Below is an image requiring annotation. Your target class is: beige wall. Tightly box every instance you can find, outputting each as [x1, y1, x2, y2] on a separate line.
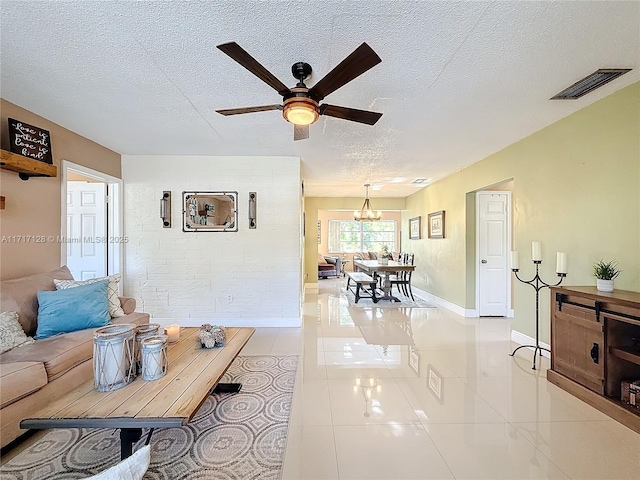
[404, 82, 640, 343]
[304, 197, 406, 282]
[0, 99, 121, 280]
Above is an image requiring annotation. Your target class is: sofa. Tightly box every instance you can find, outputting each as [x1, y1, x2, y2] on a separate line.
[0, 266, 150, 448]
[318, 255, 342, 278]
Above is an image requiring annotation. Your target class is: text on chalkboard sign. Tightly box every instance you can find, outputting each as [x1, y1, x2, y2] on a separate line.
[8, 118, 53, 164]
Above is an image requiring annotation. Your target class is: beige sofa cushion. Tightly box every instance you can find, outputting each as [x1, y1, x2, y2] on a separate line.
[0, 361, 47, 408]
[119, 297, 137, 315]
[0, 313, 150, 381]
[0, 266, 73, 336]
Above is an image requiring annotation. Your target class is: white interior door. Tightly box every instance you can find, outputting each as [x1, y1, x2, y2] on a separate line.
[477, 192, 510, 316]
[66, 181, 107, 280]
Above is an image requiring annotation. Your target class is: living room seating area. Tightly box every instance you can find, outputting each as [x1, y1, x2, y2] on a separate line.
[0, 266, 150, 448]
[318, 255, 342, 278]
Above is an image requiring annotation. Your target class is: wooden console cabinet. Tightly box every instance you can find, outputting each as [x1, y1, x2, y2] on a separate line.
[548, 286, 640, 433]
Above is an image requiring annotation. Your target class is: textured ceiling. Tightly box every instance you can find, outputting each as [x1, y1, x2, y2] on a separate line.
[1, 1, 638, 197]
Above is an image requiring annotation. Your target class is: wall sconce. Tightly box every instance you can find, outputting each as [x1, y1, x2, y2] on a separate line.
[248, 192, 257, 229]
[160, 191, 171, 228]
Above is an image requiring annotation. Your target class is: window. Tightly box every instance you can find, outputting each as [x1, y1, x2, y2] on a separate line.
[328, 220, 396, 253]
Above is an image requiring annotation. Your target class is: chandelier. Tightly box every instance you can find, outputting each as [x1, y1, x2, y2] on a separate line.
[354, 184, 382, 221]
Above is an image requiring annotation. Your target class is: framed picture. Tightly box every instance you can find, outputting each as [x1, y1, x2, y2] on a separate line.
[428, 210, 445, 239]
[8, 118, 53, 164]
[182, 191, 238, 232]
[409, 346, 420, 375]
[409, 216, 421, 240]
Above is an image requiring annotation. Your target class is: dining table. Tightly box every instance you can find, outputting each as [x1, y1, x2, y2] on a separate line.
[353, 259, 416, 302]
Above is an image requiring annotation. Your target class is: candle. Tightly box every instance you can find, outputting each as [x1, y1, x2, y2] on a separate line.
[165, 324, 180, 343]
[510, 251, 519, 270]
[531, 241, 542, 261]
[556, 252, 567, 274]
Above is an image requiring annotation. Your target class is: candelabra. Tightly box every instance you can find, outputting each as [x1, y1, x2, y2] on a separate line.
[509, 243, 567, 370]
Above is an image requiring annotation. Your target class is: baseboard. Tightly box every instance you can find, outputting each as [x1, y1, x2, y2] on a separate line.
[152, 317, 302, 328]
[511, 329, 551, 358]
[304, 283, 319, 292]
[412, 286, 478, 317]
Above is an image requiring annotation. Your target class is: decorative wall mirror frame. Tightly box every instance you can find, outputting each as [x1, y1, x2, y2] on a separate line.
[182, 191, 238, 232]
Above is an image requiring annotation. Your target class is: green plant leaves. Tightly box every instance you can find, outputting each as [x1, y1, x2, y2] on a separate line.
[592, 259, 621, 280]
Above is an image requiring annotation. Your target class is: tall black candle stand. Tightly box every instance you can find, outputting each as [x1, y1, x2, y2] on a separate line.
[509, 261, 566, 370]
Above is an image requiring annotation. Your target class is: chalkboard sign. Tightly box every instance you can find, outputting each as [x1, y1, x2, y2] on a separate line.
[8, 118, 53, 164]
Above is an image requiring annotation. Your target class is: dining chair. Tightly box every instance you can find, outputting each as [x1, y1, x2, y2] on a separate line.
[389, 253, 415, 300]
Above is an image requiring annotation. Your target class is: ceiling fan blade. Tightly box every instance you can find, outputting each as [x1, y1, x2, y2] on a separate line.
[308, 43, 381, 102]
[217, 42, 291, 96]
[216, 105, 283, 116]
[319, 104, 382, 125]
[294, 124, 309, 141]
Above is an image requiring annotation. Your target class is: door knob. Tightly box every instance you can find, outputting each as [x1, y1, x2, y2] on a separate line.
[481, 260, 487, 264]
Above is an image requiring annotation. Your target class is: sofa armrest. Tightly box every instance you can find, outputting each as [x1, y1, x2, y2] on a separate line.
[119, 296, 137, 315]
[324, 256, 342, 275]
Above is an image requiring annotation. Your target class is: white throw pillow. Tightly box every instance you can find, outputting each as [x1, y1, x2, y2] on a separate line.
[83, 445, 150, 480]
[54, 274, 125, 318]
[0, 311, 34, 354]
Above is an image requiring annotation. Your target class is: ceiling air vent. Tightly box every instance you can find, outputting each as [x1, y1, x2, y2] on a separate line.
[550, 69, 631, 100]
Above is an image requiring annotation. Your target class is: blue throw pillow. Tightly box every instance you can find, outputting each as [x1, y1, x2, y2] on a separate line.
[36, 279, 110, 340]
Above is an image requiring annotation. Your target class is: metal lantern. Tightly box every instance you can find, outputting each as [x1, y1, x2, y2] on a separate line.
[93, 324, 136, 392]
[134, 323, 161, 374]
[141, 335, 168, 381]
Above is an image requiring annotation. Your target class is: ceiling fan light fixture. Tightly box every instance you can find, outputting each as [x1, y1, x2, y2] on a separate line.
[354, 184, 382, 221]
[216, 42, 383, 139]
[282, 97, 319, 126]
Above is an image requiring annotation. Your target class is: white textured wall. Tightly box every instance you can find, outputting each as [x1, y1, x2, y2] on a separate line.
[122, 155, 301, 327]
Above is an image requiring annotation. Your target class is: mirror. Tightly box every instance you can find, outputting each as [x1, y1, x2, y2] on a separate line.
[182, 191, 238, 232]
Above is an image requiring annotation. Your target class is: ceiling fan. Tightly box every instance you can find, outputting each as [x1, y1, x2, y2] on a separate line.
[215, 42, 383, 140]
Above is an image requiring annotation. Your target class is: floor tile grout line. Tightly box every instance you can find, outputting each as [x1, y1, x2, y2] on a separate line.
[505, 420, 573, 480]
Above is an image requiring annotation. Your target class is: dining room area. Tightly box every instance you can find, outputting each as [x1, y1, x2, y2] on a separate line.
[349, 253, 416, 304]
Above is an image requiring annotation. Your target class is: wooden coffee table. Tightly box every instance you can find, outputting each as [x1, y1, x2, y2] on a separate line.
[21, 326, 254, 459]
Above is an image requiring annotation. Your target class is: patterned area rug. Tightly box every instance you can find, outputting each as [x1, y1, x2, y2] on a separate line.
[343, 288, 436, 308]
[0, 355, 297, 480]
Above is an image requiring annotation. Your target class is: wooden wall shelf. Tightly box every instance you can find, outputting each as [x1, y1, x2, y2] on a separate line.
[0, 149, 57, 180]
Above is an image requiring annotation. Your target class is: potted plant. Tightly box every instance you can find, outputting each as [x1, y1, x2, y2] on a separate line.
[379, 245, 390, 265]
[593, 259, 621, 292]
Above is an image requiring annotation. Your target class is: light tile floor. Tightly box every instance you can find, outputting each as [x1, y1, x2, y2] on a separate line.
[257, 278, 639, 480]
[3, 278, 639, 479]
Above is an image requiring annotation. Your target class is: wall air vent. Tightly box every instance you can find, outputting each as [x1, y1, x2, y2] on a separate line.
[550, 69, 631, 100]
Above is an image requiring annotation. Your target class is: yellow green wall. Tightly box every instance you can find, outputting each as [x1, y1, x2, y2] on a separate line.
[404, 82, 640, 343]
[304, 197, 406, 282]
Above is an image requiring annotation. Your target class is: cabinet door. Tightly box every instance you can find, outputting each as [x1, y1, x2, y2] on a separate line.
[552, 301, 604, 394]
